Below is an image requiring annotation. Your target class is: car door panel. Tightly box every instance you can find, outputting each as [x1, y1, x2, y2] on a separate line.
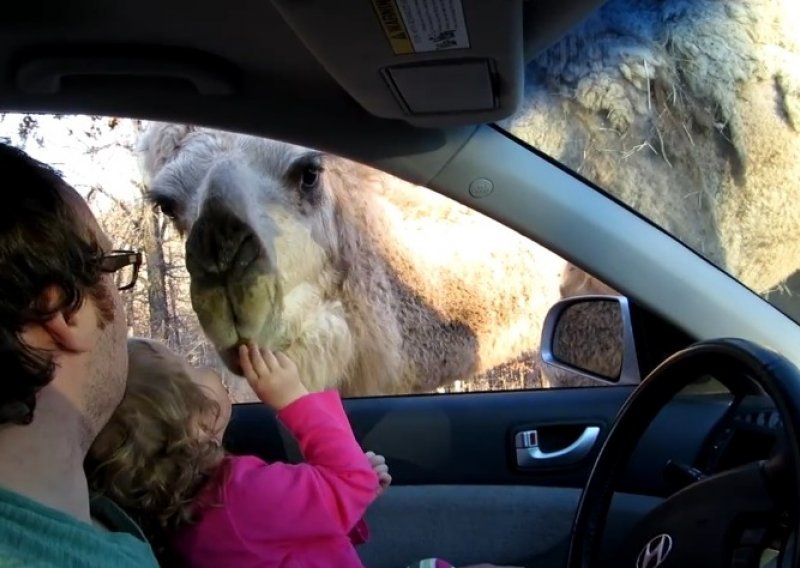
[356, 486, 662, 568]
[223, 386, 730, 565]
[224, 387, 730, 492]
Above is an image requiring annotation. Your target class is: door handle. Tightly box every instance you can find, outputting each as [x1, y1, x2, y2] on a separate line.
[515, 426, 600, 468]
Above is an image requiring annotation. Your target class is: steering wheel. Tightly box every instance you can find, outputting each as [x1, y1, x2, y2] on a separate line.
[567, 338, 800, 567]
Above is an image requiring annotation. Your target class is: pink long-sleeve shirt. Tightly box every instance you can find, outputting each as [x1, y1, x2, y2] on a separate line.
[171, 390, 379, 568]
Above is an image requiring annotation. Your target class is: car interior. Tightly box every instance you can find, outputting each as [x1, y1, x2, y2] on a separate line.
[2, 1, 799, 567]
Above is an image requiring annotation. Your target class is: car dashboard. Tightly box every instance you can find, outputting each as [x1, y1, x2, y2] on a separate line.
[699, 394, 785, 477]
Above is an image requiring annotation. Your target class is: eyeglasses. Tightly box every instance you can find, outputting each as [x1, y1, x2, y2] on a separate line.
[98, 250, 143, 291]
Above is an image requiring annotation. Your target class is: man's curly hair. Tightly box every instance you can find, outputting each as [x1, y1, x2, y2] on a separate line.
[86, 338, 226, 562]
[0, 141, 110, 425]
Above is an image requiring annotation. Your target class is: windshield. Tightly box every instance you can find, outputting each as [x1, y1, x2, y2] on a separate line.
[496, 0, 800, 323]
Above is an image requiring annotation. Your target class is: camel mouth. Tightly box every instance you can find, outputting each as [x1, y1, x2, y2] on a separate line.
[219, 344, 245, 376]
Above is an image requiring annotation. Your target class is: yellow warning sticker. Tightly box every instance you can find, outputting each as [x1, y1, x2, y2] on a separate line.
[371, 0, 414, 55]
[372, 0, 470, 55]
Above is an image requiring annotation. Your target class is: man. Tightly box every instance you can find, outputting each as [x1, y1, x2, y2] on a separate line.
[0, 142, 158, 567]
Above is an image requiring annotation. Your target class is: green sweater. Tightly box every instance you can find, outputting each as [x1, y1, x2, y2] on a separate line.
[0, 485, 158, 568]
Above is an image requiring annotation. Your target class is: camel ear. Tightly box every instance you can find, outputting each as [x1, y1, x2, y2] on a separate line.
[136, 122, 196, 184]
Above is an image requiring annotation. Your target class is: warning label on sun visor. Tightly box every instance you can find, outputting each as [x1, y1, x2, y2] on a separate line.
[371, 0, 470, 55]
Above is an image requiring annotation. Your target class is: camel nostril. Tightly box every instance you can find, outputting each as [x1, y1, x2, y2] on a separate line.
[185, 208, 268, 280]
[233, 235, 261, 271]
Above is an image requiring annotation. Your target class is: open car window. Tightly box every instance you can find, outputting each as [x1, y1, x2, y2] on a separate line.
[0, 113, 633, 402]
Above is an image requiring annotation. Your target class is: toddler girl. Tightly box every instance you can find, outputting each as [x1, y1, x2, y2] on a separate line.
[87, 338, 518, 568]
[87, 338, 383, 566]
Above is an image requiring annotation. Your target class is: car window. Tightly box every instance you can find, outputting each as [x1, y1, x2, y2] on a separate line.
[496, 1, 800, 324]
[0, 113, 631, 402]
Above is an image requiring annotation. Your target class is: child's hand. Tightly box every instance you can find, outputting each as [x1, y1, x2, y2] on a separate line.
[366, 451, 392, 495]
[239, 342, 308, 410]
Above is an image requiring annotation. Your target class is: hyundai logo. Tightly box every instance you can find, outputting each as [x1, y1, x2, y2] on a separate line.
[636, 534, 673, 568]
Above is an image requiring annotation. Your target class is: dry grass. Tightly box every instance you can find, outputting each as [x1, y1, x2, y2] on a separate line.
[434, 355, 546, 394]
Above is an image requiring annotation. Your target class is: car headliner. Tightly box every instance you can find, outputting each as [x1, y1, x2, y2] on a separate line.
[0, 1, 608, 162]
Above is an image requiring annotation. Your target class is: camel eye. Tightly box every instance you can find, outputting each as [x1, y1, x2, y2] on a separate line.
[153, 197, 179, 220]
[300, 165, 322, 193]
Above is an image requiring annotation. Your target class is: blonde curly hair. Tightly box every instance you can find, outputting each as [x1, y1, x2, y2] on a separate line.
[85, 338, 226, 557]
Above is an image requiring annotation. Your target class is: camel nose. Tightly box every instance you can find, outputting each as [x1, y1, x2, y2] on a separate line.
[185, 205, 267, 281]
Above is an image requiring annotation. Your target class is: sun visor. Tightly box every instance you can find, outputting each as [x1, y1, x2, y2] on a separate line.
[270, 0, 523, 128]
[385, 59, 495, 114]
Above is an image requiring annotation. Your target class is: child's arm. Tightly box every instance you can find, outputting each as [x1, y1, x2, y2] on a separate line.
[224, 344, 378, 543]
[346, 451, 392, 546]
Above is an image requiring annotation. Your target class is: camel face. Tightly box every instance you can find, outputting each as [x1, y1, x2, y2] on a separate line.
[142, 127, 340, 373]
[560, 263, 618, 298]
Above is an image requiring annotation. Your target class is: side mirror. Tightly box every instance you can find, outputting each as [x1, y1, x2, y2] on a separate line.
[540, 295, 640, 386]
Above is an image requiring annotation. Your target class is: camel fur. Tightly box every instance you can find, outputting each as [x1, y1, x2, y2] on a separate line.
[504, 0, 800, 299]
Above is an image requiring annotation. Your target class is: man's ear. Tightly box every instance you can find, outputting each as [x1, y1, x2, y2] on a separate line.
[29, 286, 96, 354]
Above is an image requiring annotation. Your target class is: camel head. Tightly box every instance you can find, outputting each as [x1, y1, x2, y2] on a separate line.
[138, 123, 345, 374]
[559, 262, 618, 298]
